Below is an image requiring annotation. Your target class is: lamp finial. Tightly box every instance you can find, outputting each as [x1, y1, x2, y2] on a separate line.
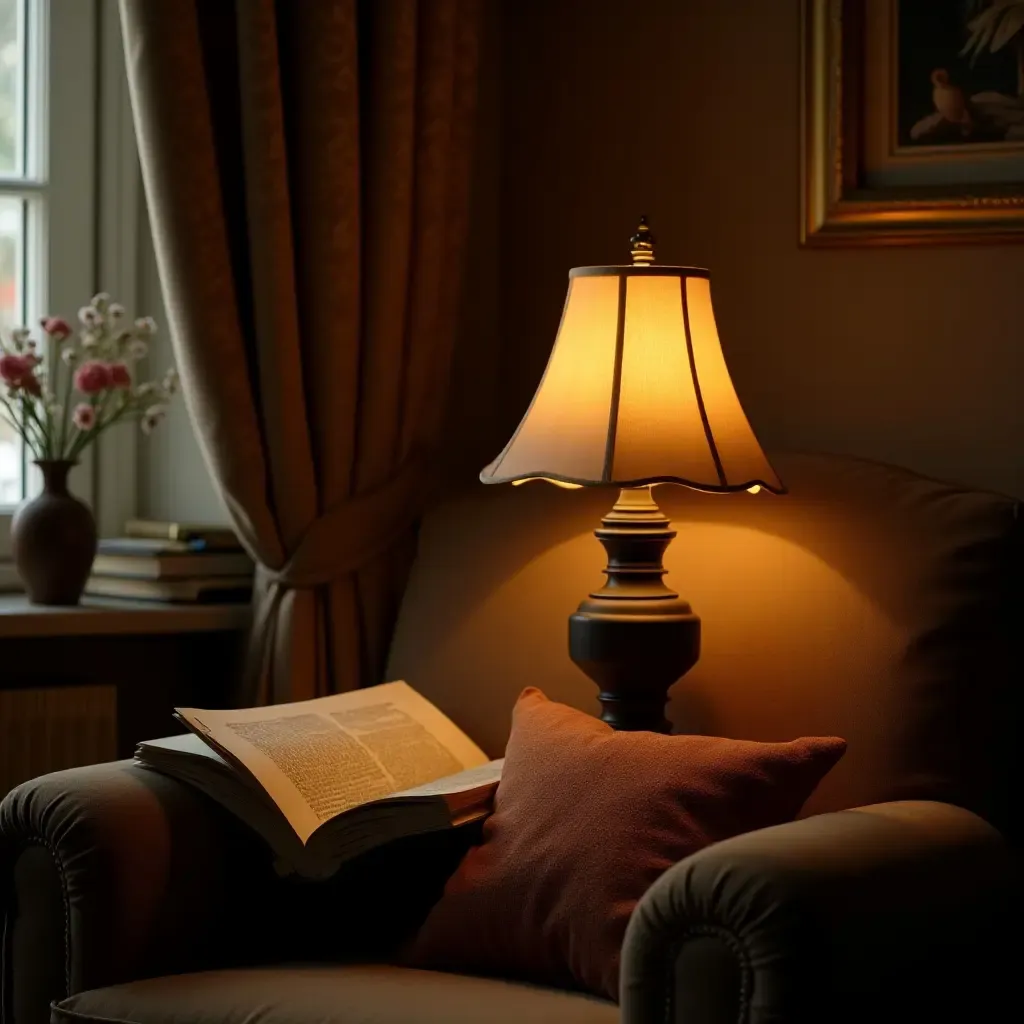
[629, 216, 656, 265]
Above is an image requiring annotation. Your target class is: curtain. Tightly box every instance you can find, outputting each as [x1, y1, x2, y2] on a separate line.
[120, 0, 482, 703]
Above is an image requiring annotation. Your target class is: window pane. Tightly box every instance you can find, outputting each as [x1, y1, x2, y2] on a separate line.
[0, 0, 21, 176]
[0, 417, 20, 504]
[0, 193, 22, 332]
[0, 193, 23, 504]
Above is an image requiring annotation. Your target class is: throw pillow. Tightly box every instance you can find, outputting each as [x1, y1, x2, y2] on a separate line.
[405, 687, 846, 1001]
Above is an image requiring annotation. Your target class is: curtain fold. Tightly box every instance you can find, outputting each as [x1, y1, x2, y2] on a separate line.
[120, 0, 482, 703]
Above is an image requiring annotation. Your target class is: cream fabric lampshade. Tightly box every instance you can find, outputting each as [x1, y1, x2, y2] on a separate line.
[481, 264, 783, 493]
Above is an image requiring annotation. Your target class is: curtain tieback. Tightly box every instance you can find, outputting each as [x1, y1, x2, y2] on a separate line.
[262, 456, 428, 590]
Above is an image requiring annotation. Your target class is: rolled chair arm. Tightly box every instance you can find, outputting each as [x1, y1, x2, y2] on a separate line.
[621, 800, 1020, 1024]
[1, 760, 470, 1024]
[1, 761, 286, 1023]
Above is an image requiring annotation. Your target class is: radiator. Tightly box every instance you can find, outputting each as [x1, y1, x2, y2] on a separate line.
[0, 685, 117, 796]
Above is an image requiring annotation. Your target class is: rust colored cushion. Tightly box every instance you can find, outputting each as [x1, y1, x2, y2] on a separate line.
[406, 688, 847, 1001]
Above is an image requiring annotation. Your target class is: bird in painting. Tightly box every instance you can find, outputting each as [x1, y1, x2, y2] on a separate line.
[930, 69, 973, 136]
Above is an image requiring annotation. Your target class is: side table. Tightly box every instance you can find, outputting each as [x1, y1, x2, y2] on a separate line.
[0, 595, 250, 794]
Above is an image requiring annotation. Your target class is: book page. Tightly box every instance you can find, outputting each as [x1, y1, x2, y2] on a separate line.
[392, 759, 504, 799]
[176, 681, 487, 844]
[391, 758, 504, 824]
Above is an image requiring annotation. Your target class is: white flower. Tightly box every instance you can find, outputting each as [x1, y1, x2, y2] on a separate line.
[162, 368, 179, 394]
[133, 381, 156, 399]
[79, 306, 101, 327]
[133, 317, 157, 336]
[140, 404, 167, 435]
[128, 339, 148, 360]
[61, 347, 78, 365]
[11, 326, 30, 344]
[81, 332, 99, 350]
[108, 303, 125, 320]
[90, 293, 110, 311]
[48, 402, 62, 419]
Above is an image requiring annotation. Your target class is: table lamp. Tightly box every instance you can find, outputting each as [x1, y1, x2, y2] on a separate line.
[481, 218, 784, 733]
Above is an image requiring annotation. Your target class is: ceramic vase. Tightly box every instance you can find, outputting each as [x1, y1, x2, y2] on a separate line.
[11, 460, 97, 605]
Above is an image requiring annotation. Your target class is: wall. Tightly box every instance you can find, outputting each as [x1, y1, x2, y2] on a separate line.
[137, 0, 1024, 516]
[135, 213, 229, 523]
[496, 0, 1024, 498]
[441, 0, 504, 481]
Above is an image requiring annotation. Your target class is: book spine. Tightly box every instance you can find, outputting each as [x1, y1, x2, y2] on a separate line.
[124, 519, 182, 541]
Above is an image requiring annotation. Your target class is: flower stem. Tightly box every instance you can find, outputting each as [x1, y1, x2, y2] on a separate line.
[66, 395, 129, 461]
[58, 352, 73, 458]
[0, 394, 43, 458]
[20, 400, 45, 450]
[22, 398, 50, 458]
[42, 402, 53, 460]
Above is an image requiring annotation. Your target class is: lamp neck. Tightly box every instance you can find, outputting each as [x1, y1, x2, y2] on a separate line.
[569, 484, 700, 734]
[590, 486, 678, 601]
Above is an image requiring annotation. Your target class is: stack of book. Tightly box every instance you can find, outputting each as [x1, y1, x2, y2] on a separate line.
[86, 519, 254, 603]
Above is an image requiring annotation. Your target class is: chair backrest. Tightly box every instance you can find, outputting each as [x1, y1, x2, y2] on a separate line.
[387, 453, 1022, 839]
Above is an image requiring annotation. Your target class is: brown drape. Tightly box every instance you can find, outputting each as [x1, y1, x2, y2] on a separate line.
[120, 0, 482, 703]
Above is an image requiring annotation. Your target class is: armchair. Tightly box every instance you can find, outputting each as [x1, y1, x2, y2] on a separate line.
[3, 454, 1021, 1024]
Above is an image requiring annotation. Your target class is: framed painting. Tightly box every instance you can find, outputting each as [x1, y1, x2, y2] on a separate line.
[801, 0, 1024, 245]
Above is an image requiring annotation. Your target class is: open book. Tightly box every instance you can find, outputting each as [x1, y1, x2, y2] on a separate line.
[135, 681, 501, 880]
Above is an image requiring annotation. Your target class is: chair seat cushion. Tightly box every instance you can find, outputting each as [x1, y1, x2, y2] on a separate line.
[51, 964, 616, 1024]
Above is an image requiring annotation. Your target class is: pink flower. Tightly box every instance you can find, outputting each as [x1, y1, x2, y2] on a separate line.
[108, 362, 131, 389]
[72, 404, 96, 430]
[74, 360, 111, 394]
[0, 353, 39, 390]
[40, 317, 72, 341]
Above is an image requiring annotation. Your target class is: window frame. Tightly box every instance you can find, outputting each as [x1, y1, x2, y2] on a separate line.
[0, 0, 136, 589]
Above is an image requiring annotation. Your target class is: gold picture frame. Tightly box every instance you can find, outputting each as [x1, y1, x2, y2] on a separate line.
[801, 0, 1024, 246]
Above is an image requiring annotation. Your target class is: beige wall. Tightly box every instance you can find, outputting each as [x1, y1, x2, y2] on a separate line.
[136, 214, 229, 524]
[491, 0, 1024, 498]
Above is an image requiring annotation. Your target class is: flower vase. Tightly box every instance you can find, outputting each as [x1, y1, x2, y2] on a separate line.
[11, 460, 97, 605]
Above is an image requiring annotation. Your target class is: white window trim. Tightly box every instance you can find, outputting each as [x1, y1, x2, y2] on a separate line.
[0, 0, 139, 590]
[93, 0, 138, 540]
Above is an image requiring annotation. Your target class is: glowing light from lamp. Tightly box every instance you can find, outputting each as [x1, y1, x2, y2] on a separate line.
[481, 268, 782, 495]
[511, 477, 584, 490]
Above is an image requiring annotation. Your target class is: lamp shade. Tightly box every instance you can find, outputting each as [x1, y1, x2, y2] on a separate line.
[481, 262, 783, 493]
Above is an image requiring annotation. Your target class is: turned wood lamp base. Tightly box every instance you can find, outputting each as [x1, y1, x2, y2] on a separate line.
[569, 486, 700, 733]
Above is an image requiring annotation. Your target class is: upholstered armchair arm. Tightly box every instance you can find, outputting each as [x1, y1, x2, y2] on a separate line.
[620, 800, 1018, 1024]
[1, 760, 469, 1024]
[0, 761, 281, 1023]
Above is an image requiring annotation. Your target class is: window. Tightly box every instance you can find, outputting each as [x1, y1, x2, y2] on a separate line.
[0, 0, 96, 565]
[0, 0, 32, 504]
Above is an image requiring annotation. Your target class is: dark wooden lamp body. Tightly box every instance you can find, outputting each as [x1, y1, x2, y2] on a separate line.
[569, 486, 700, 733]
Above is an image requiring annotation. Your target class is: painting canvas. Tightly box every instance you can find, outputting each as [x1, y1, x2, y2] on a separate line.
[801, 0, 1024, 245]
[898, 0, 1024, 148]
